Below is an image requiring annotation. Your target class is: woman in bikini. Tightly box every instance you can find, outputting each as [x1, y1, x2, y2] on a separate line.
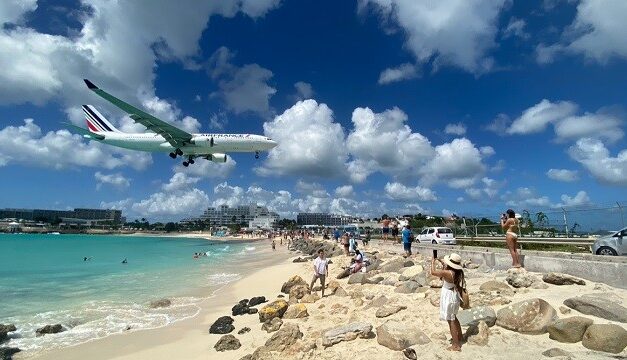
[501, 209, 522, 268]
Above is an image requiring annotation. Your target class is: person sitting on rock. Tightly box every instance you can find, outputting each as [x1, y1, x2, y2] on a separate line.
[431, 253, 465, 352]
[310, 249, 329, 297]
[336, 249, 365, 279]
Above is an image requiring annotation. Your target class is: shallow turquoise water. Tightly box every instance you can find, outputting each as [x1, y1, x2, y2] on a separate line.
[0, 234, 254, 353]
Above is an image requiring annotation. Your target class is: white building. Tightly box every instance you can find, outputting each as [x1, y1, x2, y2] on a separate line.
[185, 204, 279, 226]
[249, 216, 278, 229]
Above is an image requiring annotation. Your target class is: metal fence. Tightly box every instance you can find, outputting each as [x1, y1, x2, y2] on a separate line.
[456, 201, 626, 238]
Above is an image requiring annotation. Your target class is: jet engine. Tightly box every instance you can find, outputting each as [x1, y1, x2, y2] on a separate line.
[205, 153, 227, 163]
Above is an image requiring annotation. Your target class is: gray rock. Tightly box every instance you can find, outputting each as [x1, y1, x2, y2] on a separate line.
[322, 322, 373, 347]
[379, 258, 406, 273]
[232, 303, 250, 316]
[582, 324, 627, 354]
[547, 316, 593, 343]
[288, 284, 310, 300]
[261, 317, 282, 333]
[149, 298, 172, 308]
[258, 299, 289, 323]
[264, 323, 303, 352]
[375, 305, 407, 318]
[542, 273, 586, 286]
[214, 334, 241, 352]
[283, 304, 308, 319]
[394, 281, 423, 294]
[506, 273, 542, 288]
[249, 296, 267, 307]
[0, 325, 16, 343]
[281, 275, 307, 294]
[458, 306, 497, 327]
[348, 273, 370, 284]
[563, 294, 627, 323]
[364, 295, 388, 310]
[466, 321, 489, 346]
[238, 327, 251, 335]
[496, 298, 557, 334]
[542, 348, 573, 358]
[35, 324, 65, 336]
[209, 316, 235, 334]
[239, 355, 253, 360]
[0, 347, 21, 360]
[376, 320, 431, 351]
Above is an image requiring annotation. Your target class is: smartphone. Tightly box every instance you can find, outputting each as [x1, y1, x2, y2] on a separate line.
[432, 249, 437, 259]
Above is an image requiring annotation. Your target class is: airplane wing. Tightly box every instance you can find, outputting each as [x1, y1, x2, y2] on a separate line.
[63, 122, 105, 140]
[83, 79, 192, 148]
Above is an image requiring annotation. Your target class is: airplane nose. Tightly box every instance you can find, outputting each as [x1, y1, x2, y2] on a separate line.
[268, 140, 278, 148]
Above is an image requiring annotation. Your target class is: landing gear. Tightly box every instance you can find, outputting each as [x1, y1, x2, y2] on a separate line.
[182, 161, 189, 167]
[175, 148, 183, 156]
[255, 151, 259, 159]
[182, 156, 195, 167]
[169, 152, 176, 159]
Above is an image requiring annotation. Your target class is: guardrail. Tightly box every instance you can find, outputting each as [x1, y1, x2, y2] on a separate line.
[455, 236, 594, 246]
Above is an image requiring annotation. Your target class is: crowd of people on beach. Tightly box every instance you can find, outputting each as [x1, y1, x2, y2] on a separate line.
[303, 208, 522, 353]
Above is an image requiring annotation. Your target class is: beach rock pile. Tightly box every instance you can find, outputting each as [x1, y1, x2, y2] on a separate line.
[496, 298, 557, 334]
[547, 316, 593, 343]
[542, 273, 586, 286]
[283, 304, 308, 319]
[563, 294, 627, 322]
[288, 284, 310, 301]
[322, 322, 373, 347]
[376, 320, 431, 350]
[582, 324, 627, 354]
[506, 272, 546, 289]
[0, 325, 16, 343]
[35, 324, 65, 336]
[214, 334, 241, 352]
[232, 297, 266, 316]
[258, 300, 289, 323]
[289, 238, 343, 258]
[281, 275, 307, 294]
[253, 323, 303, 357]
[0, 347, 21, 360]
[209, 316, 235, 334]
[149, 298, 171, 308]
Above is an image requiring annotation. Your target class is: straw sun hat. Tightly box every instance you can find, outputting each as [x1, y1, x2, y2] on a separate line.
[443, 253, 463, 270]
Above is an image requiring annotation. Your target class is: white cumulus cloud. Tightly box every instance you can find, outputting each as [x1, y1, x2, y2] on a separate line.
[507, 99, 578, 135]
[444, 123, 467, 136]
[378, 63, 418, 85]
[568, 138, 627, 186]
[384, 182, 437, 202]
[95, 172, 131, 190]
[546, 168, 579, 182]
[335, 185, 355, 198]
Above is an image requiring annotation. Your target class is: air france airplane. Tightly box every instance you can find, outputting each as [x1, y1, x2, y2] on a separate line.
[66, 79, 277, 167]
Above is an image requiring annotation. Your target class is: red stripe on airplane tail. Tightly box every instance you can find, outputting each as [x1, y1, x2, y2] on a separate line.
[86, 118, 100, 132]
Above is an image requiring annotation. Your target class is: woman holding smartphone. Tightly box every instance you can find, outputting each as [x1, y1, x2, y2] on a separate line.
[501, 209, 522, 268]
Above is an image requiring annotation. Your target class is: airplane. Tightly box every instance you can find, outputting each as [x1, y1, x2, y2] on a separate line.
[65, 79, 277, 167]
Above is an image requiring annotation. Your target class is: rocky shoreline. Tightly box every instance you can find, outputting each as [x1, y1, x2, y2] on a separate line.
[202, 236, 626, 360]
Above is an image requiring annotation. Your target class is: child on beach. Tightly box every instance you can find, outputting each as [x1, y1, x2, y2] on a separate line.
[271, 240, 276, 251]
[430, 253, 465, 352]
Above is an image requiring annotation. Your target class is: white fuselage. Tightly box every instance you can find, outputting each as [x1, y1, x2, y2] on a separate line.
[96, 132, 277, 155]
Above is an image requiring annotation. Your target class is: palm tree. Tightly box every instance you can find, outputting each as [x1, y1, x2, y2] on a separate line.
[535, 212, 548, 228]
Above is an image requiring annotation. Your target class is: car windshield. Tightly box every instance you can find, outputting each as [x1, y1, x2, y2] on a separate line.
[437, 228, 452, 233]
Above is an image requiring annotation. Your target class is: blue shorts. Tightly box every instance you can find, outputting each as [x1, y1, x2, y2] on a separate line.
[403, 242, 412, 252]
[382, 228, 390, 234]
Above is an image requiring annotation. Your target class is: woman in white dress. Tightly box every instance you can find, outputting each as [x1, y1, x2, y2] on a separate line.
[430, 253, 465, 352]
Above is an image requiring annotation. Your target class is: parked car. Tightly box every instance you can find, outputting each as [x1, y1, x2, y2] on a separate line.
[417, 227, 457, 245]
[591, 227, 626, 256]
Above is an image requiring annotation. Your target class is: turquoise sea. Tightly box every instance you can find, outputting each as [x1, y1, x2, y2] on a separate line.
[0, 234, 256, 353]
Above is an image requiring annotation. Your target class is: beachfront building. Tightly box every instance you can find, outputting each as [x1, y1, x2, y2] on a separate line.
[296, 212, 357, 226]
[184, 204, 279, 227]
[248, 216, 278, 229]
[0, 208, 124, 224]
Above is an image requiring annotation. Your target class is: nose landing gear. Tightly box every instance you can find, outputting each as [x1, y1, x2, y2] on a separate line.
[255, 151, 259, 159]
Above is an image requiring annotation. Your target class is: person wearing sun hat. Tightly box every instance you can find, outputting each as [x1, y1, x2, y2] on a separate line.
[431, 252, 466, 352]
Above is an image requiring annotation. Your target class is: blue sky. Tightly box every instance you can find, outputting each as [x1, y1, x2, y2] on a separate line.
[0, 0, 625, 222]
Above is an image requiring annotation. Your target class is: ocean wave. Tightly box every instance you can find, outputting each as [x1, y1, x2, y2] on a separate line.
[206, 272, 241, 286]
[3, 298, 201, 356]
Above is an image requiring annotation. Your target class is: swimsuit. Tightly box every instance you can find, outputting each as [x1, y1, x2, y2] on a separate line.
[506, 231, 518, 239]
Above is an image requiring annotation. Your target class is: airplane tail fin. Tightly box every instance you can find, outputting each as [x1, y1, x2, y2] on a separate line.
[82, 105, 121, 133]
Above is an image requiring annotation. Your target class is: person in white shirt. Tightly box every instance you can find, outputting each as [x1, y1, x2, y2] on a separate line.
[310, 249, 329, 297]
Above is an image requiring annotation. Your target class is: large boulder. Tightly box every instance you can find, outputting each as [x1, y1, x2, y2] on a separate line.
[376, 320, 431, 350]
[0, 325, 16, 343]
[582, 324, 627, 354]
[479, 280, 513, 294]
[149, 298, 172, 308]
[209, 316, 235, 334]
[322, 322, 373, 347]
[326, 280, 341, 294]
[283, 304, 308, 319]
[261, 318, 282, 333]
[398, 266, 424, 281]
[300, 293, 320, 303]
[563, 294, 627, 323]
[348, 273, 370, 284]
[249, 296, 267, 307]
[214, 334, 241, 352]
[264, 323, 303, 352]
[0, 347, 21, 360]
[541, 348, 573, 358]
[364, 295, 388, 310]
[542, 273, 585, 286]
[506, 272, 542, 288]
[35, 324, 65, 336]
[288, 284, 310, 300]
[232, 303, 250, 316]
[281, 275, 307, 294]
[258, 300, 289, 323]
[496, 298, 557, 334]
[458, 306, 497, 327]
[375, 305, 407, 318]
[394, 281, 423, 294]
[547, 316, 593, 343]
[379, 258, 407, 273]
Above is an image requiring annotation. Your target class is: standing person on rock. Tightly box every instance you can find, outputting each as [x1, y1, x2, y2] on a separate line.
[381, 216, 391, 242]
[391, 219, 399, 243]
[501, 209, 522, 268]
[402, 224, 413, 257]
[341, 232, 350, 256]
[310, 249, 329, 297]
[431, 253, 466, 352]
